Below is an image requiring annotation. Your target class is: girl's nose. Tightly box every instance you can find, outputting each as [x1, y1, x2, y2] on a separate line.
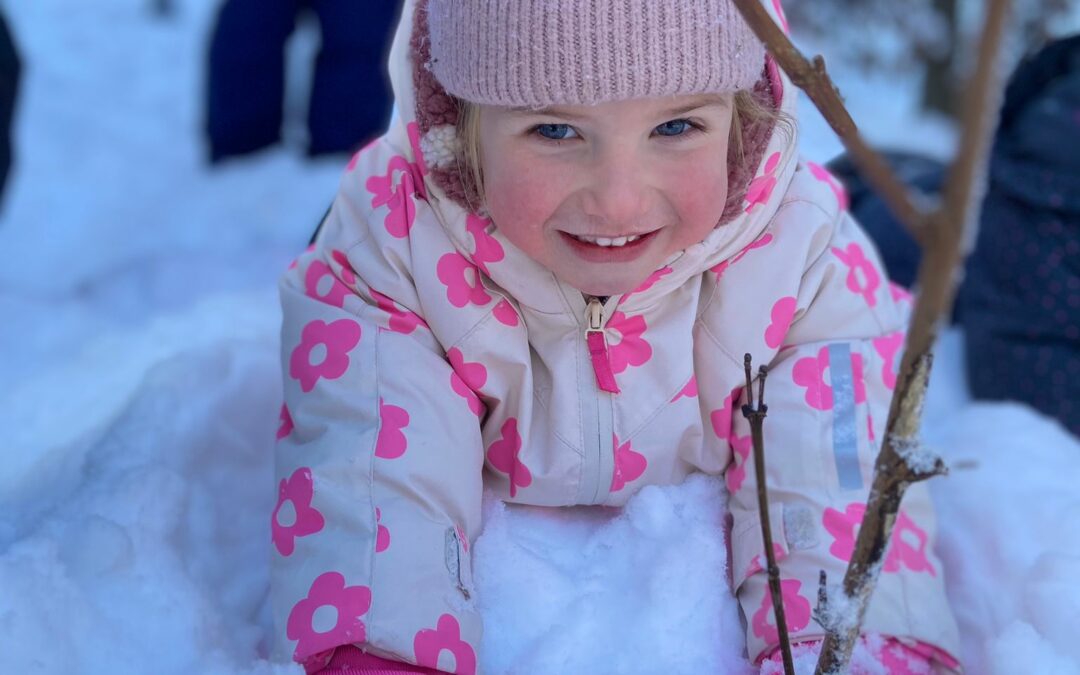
[580, 151, 652, 228]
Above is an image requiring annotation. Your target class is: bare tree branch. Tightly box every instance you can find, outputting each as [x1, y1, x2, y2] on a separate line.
[741, 354, 794, 675]
[729, 0, 1014, 672]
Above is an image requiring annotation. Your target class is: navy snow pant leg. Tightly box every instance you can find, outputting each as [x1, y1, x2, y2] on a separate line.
[205, 0, 300, 161]
[306, 0, 398, 156]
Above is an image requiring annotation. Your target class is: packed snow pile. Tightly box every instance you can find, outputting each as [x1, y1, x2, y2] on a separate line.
[2, 1, 1079, 674]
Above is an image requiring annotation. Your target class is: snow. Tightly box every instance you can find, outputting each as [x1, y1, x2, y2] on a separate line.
[2, 1, 1079, 674]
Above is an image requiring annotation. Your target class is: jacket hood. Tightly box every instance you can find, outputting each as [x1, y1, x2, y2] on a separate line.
[381, 0, 801, 314]
[991, 35, 1080, 213]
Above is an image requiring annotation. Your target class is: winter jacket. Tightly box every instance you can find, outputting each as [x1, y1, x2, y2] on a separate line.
[272, 0, 961, 672]
[957, 34, 1080, 437]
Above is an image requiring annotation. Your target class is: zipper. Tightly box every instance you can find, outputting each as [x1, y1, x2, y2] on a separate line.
[582, 296, 617, 504]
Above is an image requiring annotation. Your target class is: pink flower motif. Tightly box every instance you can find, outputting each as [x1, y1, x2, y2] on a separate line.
[671, 375, 698, 402]
[751, 578, 811, 645]
[492, 299, 519, 327]
[286, 572, 372, 661]
[725, 432, 753, 493]
[304, 260, 350, 309]
[455, 524, 470, 553]
[486, 418, 531, 498]
[743, 542, 786, 583]
[607, 311, 653, 374]
[466, 214, 504, 275]
[611, 433, 648, 492]
[765, 296, 797, 348]
[370, 289, 427, 335]
[277, 404, 294, 440]
[791, 346, 866, 411]
[832, 243, 882, 307]
[413, 614, 477, 675]
[745, 152, 782, 213]
[375, 507, 390, 553]
[868, 413, 876, 442]
[330, 250, 357, 286]
[437, 253, 492, 308]
[823, 503, 936, 576]
[710, 387, 743, 441]
[889, 282, 914, 305]
[873, 331, 905, 390]
[375, 398, 409, 459]
[710, 233, 775, 277]
[289, 319, 362, 393]
[807, 161, 849, 210]
[447, 348, 487, 417]
[772, 0, 790, 35]
[272, 468, 325, 556]
[622, 266, 674, 302]
[366, 156, 421, 239]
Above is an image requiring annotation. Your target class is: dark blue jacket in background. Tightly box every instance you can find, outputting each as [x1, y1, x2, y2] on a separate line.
[0, 10, 19, 207]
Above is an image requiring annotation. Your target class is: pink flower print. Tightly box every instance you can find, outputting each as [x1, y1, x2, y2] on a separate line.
[447, 348, 487, 417]
[375, 507, 390, 553]
[286, 572, 372, 661]
[492, 299, 519, 327]
[889, 282, 914, 305]
[414, 614, 477, 675]
[832, 243, 882, 307]
[743, 542, 786, 583]
[465, 214, 504, 276]
[823, 503, 936, 576]
[375, 398, 409, 459]
[751, 578, 811, 645]
[745, 152, 782, 213]
[370, 289, 427, 335]
[771, 0, 790, 35]
[346, 138, 378, 172]
[671, 375, 698, 402]
[710, 387, 743, 441]
[288, 243, 316, 271]
[725, 432, 753, 493]
[891, 510, 937, 576]
[610, 433, 648, 492]
[765, 296, 797, 348]
[791, 346, 866, 411]
[873, 331, 904, 390]
[486, 418, 532, 498]
[623, 266, 674, 302]
[304, 260, 350, 309]
[272, 468, 325, 557]
[455, 524, 470, 553]
[289, 319, 362, 393]
[367, 155, 421, 239]
[807, 161, 849, 209]
[709, 233, 775, 277]
[607, 311, 653, 374]
[330, 250, 357, 286]
[867, 413, 876, 442]
[277, 404, 294, 440]
[437, 252, 492, 308]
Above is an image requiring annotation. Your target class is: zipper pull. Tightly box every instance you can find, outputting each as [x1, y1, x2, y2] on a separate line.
[585, 298, 621, 394]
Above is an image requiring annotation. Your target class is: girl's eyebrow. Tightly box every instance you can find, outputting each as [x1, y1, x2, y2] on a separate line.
[508, 94, 729, 120]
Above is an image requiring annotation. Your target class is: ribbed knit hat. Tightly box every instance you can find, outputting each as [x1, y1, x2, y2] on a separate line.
[426, 0, 767, 107]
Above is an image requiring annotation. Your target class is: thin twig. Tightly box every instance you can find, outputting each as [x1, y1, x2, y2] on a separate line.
[731, 0, 930, 247]
[742, 354, 794, 675]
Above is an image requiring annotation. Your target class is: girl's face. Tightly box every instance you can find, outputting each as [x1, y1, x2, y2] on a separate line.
[478, 94, 734, 297]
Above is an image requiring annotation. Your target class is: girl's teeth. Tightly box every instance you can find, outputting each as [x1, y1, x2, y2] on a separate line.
[573, 234, 642, 247]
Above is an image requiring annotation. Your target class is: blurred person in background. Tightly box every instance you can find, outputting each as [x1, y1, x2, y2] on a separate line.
[0, 8, 19, 208]
[205, 0, 401, 162]
[831, 34, 1080, 438]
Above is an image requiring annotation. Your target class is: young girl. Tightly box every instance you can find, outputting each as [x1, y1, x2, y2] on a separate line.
[272, 1, 962, 672]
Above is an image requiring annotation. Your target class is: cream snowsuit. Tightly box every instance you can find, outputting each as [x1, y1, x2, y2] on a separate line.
[272, 1, 961, 671]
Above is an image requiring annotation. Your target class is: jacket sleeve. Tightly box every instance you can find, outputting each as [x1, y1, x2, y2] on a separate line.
[725, 208, 961, 667]
[272, 210, 484, 671]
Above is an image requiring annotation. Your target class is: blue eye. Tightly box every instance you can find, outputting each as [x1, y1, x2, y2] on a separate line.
[535, 124, 577, 141]
[655, 119, 694, 137]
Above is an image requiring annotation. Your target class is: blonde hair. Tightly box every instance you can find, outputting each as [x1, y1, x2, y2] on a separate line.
[454, 91, 791, 213]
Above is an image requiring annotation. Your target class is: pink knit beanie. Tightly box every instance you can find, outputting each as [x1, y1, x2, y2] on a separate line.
[426, 0, 767, 107]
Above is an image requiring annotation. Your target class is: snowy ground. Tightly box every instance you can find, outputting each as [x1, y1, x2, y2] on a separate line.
[2, 1, 1078, 674]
